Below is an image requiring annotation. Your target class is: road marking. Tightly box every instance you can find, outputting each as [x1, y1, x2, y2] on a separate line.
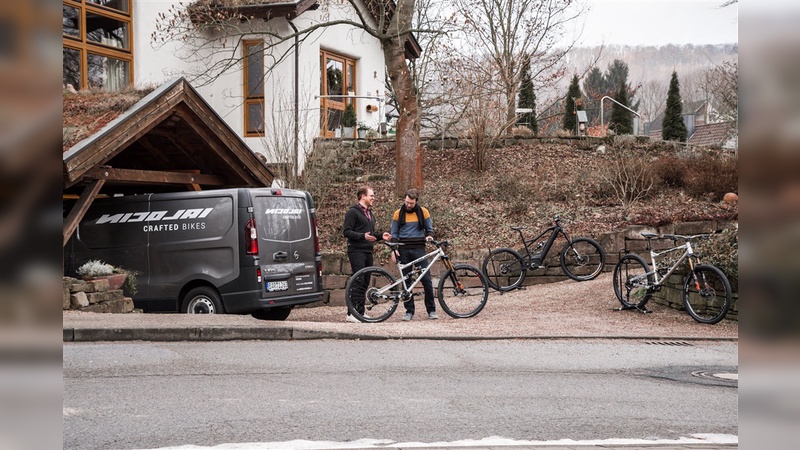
[145, 433, 738, 449]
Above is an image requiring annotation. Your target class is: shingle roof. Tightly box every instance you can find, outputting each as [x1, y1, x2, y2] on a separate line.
[687, 121, 736, 147]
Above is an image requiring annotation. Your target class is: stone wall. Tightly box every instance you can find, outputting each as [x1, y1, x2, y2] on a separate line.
[63, 277, 135, 313]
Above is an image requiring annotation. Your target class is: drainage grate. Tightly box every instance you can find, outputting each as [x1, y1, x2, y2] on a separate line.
[644, 341, 693, 346]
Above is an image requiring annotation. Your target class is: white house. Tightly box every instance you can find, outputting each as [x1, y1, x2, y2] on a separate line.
[62, 0, 420, 174]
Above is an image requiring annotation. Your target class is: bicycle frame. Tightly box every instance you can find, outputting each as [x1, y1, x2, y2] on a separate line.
[374, 245, 453, 298]
[632, 239, 699, 287]
[516, 222, 571, 267]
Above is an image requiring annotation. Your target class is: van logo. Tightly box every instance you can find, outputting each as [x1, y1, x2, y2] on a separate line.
[264, 208, 303, 215]
[294, 251, 300, 260]
[95, 208, 214, 224]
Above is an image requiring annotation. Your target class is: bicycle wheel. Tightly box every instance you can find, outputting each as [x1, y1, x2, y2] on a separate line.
[683, 264, 732, 324]
[613, 254, 654, 308]
[482, 248, 526, 291]
[560, 237, 606, 281]
[438, 264, 489, 318]
[345, 267, 400, 323]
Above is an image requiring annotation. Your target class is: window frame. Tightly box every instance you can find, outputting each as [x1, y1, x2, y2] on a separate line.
[243, 40, 266, 137]
[320, 49, 357, 138]
[62, 0, 133, 91]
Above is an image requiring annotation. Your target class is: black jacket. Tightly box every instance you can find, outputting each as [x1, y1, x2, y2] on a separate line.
[342, 204, 384, 253]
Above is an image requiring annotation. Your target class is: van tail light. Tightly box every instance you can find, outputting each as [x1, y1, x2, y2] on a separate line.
[317, 262, 323, 278]
[245, 218, 258, 255]
[256, 267, 262, 284]
[311, 216, 320, 254]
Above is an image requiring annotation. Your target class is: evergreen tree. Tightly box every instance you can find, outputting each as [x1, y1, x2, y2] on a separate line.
[562, 74, 583, 133]
[517, 57, 538, 135]
[662, 71, 688, 142]
[582, 67, 605, 126]
[609, 82, 633, 134]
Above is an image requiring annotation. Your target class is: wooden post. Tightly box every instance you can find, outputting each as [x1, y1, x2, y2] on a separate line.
[63, 179, 105, 246]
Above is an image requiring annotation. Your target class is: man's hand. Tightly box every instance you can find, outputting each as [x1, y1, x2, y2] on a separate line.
[365, 232, 377, 242]
[425, 236, 434, 243]
[382, 232, 392, 241]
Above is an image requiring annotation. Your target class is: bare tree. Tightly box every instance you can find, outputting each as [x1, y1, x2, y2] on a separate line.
[453, 0, 585, 128]
[636, 78, 667, 125]
[153, 0, 442, 195]
[703, 60, 738, 122]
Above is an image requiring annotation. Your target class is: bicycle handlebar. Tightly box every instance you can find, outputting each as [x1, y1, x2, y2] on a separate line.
[510, 216, 563, 232]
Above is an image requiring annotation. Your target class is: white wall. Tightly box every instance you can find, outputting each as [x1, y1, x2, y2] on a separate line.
[132, 1, 386, 173]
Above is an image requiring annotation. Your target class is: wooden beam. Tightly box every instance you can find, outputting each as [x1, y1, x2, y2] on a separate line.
[84, 167, 228, 186]
[63, 179, 105, 247]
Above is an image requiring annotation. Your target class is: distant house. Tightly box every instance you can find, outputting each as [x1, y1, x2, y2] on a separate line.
[687, 121, 738, 150]
[646, 99, 736, 149]
[646, 99, 712, 137]
[62, 0, 420, 173]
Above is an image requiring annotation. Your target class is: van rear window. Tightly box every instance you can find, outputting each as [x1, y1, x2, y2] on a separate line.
[255, 196, 310, 242]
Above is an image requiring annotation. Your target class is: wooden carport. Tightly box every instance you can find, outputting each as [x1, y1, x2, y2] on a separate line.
[63, 77, 275, 246]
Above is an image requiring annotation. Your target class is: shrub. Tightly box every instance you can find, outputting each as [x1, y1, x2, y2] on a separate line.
[510, 126, 533, 137]
[695, 225, 738, 291]
[653, 155, 687, 188]
[597, 151, 656, 211]
[683, 154, 738, 200]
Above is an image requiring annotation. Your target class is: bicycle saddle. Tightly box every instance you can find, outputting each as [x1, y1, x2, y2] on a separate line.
[640, 232, 659, 239]
[384, 242, 405, 248]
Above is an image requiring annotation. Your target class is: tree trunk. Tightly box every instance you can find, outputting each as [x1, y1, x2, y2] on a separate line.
[385, 0, 422, 197]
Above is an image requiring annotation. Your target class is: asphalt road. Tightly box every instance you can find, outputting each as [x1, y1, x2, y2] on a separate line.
[63, 339, 738, 449]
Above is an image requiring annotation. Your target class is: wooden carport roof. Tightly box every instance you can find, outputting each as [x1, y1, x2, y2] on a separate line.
[63, 76, 275, 245]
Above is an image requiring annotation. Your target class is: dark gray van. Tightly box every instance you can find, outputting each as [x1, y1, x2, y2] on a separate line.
[64, 188, 323, 320]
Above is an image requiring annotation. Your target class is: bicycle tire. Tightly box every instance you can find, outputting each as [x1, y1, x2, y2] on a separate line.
[345, 267, 399, 323]
[560, 237, 606, 281]
[482, 248, 526, 291]
[683, 264, 732, 324]
[613, 254, 654, 308]
[438, 264, 489, 318]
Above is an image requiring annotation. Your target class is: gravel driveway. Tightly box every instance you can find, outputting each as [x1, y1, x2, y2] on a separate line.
[289, 272, 738, 339]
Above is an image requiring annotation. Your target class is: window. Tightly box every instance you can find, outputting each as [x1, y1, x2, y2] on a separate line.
[62, 1, 132, 92]
[244, 40, 265, 137]
[320, 50, 356, 138]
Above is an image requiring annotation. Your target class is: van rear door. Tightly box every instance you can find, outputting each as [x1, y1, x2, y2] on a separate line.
[253, 192, 318, 301]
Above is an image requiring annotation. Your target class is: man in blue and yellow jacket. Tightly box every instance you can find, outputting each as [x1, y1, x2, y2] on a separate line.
[390, 189, 437, 321]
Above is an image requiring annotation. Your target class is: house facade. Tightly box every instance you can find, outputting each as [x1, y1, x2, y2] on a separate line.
[62, 1, 414, 173]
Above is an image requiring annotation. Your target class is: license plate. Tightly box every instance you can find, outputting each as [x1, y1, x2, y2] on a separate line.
[266, 280, 288, 292]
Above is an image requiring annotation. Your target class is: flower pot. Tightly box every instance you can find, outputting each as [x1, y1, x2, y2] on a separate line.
[83, 273, 127, 290]
[342, 126, 354, 138]
[357, 129, 367, 139]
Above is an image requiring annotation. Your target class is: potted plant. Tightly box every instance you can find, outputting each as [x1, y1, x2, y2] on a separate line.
[77, 260, 138, 294]
[357, 122, 370, 139]
[341, 103, 356, 137]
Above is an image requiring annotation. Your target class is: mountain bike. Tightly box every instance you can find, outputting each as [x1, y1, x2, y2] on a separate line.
[482, 216, 606, 291]
[345, 240, 489, 323]
[613, 233, 732, 324]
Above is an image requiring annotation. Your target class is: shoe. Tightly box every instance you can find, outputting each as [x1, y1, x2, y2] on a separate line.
[428, 311, 439, 320]
[402, 313, 413, 321]
[346, 314, 360, 323]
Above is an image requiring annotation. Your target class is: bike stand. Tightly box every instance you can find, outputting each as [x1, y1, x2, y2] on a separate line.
[614, 305, 652, 314]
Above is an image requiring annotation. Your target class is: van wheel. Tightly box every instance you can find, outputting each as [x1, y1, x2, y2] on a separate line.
[251, 306, 293, 321]
[182, 287, 224, 314]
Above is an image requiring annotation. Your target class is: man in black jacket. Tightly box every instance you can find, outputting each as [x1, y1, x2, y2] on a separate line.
[343, 186, 391, 322]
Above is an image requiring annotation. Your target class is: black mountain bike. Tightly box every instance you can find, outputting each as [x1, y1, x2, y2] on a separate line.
[482, 216, 606, 291]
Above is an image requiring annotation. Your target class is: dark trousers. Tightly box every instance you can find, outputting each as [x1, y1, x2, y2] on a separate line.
[399, 248, 436, 315]
[347, 251, 373, 315]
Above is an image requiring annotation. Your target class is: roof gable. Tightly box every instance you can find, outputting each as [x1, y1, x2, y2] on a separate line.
[63, 77, 274, 195]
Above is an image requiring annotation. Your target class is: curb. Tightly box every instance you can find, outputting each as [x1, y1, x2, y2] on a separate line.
[63, 327, 739, 342]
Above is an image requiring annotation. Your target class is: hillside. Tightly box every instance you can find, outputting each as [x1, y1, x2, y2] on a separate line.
[311, 138, 738, 255]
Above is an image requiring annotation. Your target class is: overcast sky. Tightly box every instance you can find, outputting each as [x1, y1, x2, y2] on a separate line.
[570, 1, 739, 47]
